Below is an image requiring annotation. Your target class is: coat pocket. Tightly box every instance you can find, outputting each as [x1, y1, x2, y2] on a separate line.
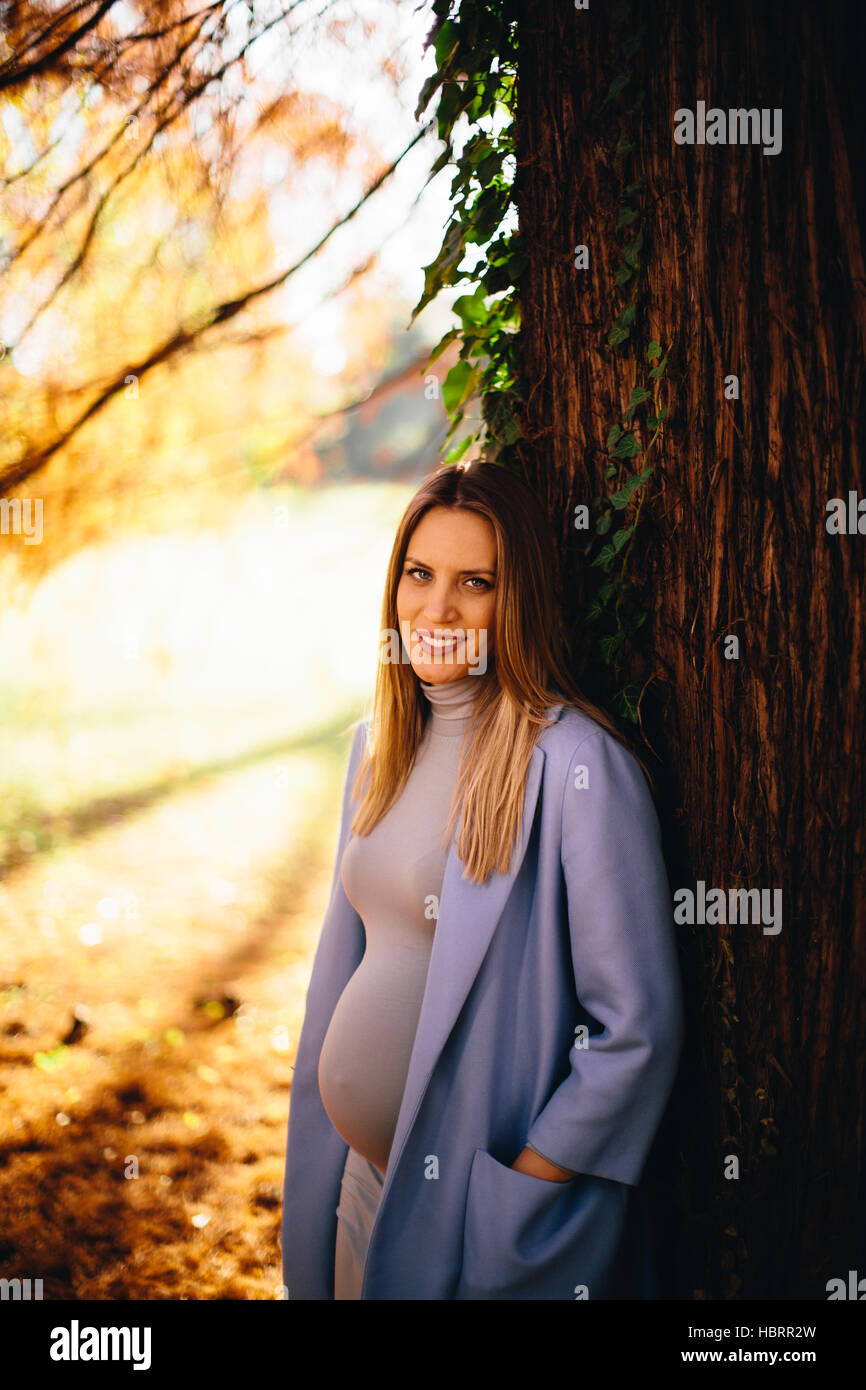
[456, 1146, 630, 1301]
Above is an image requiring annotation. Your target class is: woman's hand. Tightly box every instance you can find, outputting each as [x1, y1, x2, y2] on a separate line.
[510, 1145, 576, 1182]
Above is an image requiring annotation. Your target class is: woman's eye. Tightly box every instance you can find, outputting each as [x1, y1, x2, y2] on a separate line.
[404, 567, 492, 591]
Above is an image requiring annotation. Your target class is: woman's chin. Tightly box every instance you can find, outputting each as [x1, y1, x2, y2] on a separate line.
[413, 662, 471, 683]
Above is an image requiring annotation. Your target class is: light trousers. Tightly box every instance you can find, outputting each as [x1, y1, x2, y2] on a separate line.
[333, 1146, 385, 1299]
[331, 1145, 658, 1299]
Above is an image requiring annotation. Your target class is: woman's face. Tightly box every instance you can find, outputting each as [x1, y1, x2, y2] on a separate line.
[395, 505, 497, 684]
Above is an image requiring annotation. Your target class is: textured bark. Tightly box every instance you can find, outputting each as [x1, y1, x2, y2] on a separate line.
[511, 0, 866, 1297]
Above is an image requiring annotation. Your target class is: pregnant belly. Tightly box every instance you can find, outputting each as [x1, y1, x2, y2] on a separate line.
[318, 951, 429, 1175]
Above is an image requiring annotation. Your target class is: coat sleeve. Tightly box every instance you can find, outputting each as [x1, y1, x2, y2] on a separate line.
[280, 717, 369, 1298]
[524, 729, 684, 1187]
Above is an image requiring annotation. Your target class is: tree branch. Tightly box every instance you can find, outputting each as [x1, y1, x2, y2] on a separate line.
[0, 0, 117, 92]
[0, 119, 436, 496]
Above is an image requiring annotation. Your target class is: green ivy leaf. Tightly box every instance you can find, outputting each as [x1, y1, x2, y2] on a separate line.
[415, 70, 443, 121]
[616, 205, 639, 230]
[442, 433, 475, 464]
[501, 414, 522, 444]
[622, 384, 652, 419]
[482, 262, 512, 295]
[465, 184, 510, 245]
[647, 340, 662, 362]
[612, 680, 642, 723]
[437, 80, 463, 139]
[623, 229, 644, 267]
[599, 630, 627, 661]
[434, 19, 459, 69]
[475, 153, 501, 186]
[428, 328, 459, 365]
[442, 360, 476, 412]
[464, 134, 494, 166]
[604, 72, 631, 104]
[646, 406, 669, 430]
[612, 432, 640, 459]
[610, 467, 651, 508]
[610, 486, 635, 511]
[453, 288, 489, 328]
[410, 219, 466, 321]
[621, 25, 647, 61]
[429, 146, 452, 177]
[591, 543, 615, 569]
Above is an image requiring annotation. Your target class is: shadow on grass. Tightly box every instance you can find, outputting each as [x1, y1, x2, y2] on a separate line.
[0, 1046, 251, 1299]
[0, 705, 364, 880]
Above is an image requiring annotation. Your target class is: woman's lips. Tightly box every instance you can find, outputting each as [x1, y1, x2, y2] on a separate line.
[413, 629, 465, 655]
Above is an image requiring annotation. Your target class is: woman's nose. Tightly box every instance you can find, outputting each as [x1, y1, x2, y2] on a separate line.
[423, 586, 460, 619]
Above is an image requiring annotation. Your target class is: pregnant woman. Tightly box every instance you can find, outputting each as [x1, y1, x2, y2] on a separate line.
[281, 460, 684, 1300]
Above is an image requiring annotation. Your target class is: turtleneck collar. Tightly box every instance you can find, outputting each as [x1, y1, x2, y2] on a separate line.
[419, 672, 482, 737]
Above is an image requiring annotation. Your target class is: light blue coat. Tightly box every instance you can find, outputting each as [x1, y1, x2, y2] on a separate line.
[281, 701, 684, 1299]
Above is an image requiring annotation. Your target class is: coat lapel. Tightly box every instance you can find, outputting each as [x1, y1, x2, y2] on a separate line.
[385, 733, 550, 1179]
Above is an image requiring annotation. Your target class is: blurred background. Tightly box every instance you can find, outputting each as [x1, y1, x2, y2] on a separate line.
[0, 0, 464, 1299]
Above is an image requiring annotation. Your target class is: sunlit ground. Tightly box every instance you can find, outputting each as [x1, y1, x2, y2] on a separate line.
[0, 481, 411, 1298]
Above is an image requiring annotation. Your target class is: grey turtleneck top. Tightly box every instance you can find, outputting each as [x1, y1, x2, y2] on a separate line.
[317, 673, 480, 1176]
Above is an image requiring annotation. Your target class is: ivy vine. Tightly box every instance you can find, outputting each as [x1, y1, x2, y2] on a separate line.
[414, 0, 670, 726]
[411, 1, 522, 466]
[579, 0, 671, 725]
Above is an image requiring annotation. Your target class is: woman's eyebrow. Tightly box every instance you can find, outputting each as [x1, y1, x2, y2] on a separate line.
[404, 554, 496, 577]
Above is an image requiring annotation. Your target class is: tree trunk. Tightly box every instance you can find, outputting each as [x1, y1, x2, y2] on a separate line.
[512, 0, 866, 1298]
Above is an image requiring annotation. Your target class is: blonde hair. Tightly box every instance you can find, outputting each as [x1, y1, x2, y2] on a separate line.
[349, 460, 651, 883]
